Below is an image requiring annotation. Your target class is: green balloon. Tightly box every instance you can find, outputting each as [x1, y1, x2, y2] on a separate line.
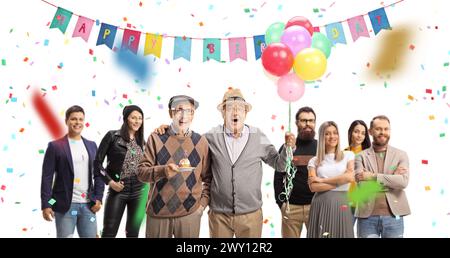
[265, 22, 285, 45]
[311, 32, 332, 58]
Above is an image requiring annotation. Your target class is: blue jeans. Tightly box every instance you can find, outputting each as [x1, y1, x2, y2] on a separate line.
[55, 203, 97, 238]
[357, 215, 404, 238]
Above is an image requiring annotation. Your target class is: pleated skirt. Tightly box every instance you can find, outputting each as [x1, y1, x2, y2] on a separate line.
[307, 191, 354, 238]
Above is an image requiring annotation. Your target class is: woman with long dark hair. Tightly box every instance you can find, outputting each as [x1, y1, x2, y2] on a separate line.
[345, 120, 371, 224]
[94, 105, 146, 237]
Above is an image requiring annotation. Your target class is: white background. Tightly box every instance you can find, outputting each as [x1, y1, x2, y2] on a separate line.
[0, 0, 449, 237]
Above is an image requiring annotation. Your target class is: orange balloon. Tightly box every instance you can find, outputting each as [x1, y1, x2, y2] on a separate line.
[293, 48, 327, 81]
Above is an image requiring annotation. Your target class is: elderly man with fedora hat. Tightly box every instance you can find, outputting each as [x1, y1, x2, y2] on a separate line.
[205, 87, 296, 237]
[137, 95, 211, 238]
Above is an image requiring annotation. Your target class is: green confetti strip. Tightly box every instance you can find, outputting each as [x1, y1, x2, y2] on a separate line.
[1, 59, 6, 66]
[244, 8, 250, 13]
[440, 133, 445, 137]
[48, 198, 56, 205]
[38, 149, 44, 154]
[443, 85, 447, 92]
[348, 181, 384, 206]
[444, 62, 449, 67]
[313, 8, 319, 13]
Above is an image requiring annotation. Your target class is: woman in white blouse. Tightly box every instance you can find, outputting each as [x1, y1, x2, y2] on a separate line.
[306, 121, 355, 238]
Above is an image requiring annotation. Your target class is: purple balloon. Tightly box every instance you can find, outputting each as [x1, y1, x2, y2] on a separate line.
[277, 73, 305, 102]
[280, 25, 312, 56]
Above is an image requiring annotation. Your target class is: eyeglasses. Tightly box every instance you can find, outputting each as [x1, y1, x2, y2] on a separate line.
[172, 108, 194, 116]
[224, 104, 246, 112]
[298, 119, 315, 124]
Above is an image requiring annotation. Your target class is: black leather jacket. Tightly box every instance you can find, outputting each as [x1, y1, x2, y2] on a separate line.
[94, 130, 144, 191]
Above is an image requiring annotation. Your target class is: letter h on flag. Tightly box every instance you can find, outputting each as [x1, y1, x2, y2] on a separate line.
[50, 7, 72, 34]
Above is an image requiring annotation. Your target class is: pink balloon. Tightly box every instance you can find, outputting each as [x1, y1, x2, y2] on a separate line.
[277, 73, 305, 102]
[280, 25, 312, 56]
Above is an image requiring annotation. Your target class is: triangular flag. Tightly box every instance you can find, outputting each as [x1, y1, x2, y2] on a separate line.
[369, 7, 391, 35]
[229, 38, 247, 62]
[173, 36, 191, 61]
[122, 29, 141, 54]
[253, 35, 266, 60]
[144, 33, 163, 57]
[348, 15, 370, 42]
[96, 23, 117, 50]
[72, 16, 94, 42]
[325, 22, 347, 45]
[50, 7, 72, 34]
[203, 38, 221, 62]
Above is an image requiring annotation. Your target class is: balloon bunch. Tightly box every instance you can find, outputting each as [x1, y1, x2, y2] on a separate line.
[262, 16, 332, 102]
[262, 17, 332, 208]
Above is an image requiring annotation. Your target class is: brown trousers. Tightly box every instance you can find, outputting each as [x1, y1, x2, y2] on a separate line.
[146, 207, 204, 238]
[208, 209, 263, 238]
[281, 203, 311, 238]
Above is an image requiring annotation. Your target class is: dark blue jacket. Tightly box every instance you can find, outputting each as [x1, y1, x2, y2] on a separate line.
[41, 135, 104, 213]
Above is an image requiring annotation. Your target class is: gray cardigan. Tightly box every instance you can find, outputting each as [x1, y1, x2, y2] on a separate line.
[205, 125, 287, 214]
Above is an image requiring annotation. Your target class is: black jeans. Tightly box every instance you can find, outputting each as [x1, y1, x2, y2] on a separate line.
[102, 177, 146, 238]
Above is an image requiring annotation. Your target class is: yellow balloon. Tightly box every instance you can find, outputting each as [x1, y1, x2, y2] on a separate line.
[293, 48, 327, 81]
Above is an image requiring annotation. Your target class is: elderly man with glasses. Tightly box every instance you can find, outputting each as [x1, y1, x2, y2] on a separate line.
[137, 95, 211, 238]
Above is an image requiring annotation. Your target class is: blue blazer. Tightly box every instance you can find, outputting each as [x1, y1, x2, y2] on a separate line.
[41, 135, 104, 213]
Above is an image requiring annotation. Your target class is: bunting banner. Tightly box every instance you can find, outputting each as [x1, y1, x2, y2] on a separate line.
[49, 7, 72, 33]
[122, 29, 141, 54]
[229, 38, 247, 62]
[348, 15, 370, 42]
[173, 36, 192, 61]
[203, 38, 221, 62]
[96, 23, 117, 50]
[144, 33, 163, 57]
[72, 16, 94, 42]
[253, 35, 266, 60]
[42, 0, 400, 62]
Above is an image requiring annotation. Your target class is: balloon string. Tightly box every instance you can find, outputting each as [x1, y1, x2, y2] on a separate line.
[279, 101, 297, 212]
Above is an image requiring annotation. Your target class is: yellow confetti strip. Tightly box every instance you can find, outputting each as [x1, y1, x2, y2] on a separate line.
[425, 186, 431, 191]
[74, 178, 80, 184]
[407, 95, 414, 101]
[429, 115, 435, 120]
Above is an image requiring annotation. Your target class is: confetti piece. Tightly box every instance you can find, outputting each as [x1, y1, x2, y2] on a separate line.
[90, 217, 96, 222]
[22, 228, 27, 232]
[440, 133, 445, 137]
[340, 205, 348, 211]
[1, 59, 5, 66]
[244, 8, 250, 13]
[444, 62, 449, 67]
[1, 185, 6, 190]
[432, 221, 436, 227]
[89, 49, 94, 55]
[422, 160, 428, 164]
[19, 128, 25, 133]
[263, 219, 269, 224]
[199, 22, 204, 26]
[74, 178, 80, 184]
[165, 58, 170, 65]
[122, 94, 128, 99]
[81, 193, 86, 198]
[407, 95, 414, 101]
[91, 90, 96, 97]
[158, 104, 164, 109]
[389, 165, 397, 171]
[271, 115, 276, 120]
[115, 174, 120, 179]
[48, 198, 56, 205]
[71, 210, 78, 216]
[313, 8, 319, 13]
[7, 168, 13, 173]
[208, 4, 214, 10]
[425, 186, 431, 191]
[39, 149, 44, 154]
[11, 97, 17, 102]
[277, 4, 283, 10]
[85, 122, 90, 127]
[265, 182, 271, 186]
[409, 44, 415, 50]
[429, 115, 435, 120]
[44, 39, 49, 46]
[426, 89, 432, 94]
[52, 85, 57, 91]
